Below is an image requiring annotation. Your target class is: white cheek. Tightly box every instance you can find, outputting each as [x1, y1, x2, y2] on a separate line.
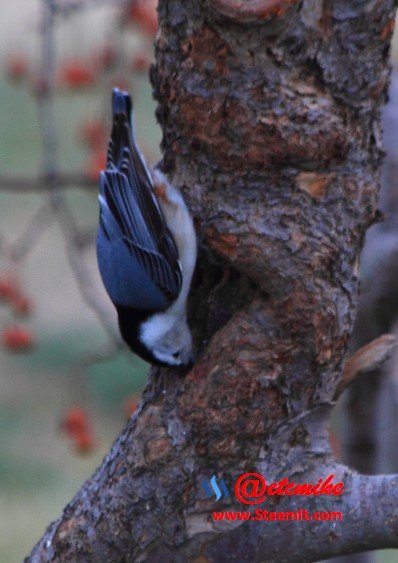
[140, 313, 175, 350]
[152, 350, 179, 366]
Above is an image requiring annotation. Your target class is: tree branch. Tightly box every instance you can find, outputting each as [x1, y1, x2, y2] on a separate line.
[0, 173, 97, 192]
[26, 403, 398, 562]
[336, 334, 398, 399]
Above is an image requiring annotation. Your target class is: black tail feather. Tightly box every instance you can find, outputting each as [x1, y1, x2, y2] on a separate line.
[112, 88, 132, 120]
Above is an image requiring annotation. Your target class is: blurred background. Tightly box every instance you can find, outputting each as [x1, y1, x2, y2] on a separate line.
[1, 1, 398, 562]
[0, 0, 158, 559]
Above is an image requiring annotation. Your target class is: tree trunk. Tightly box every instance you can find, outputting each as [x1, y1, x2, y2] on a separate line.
[28, 1, 398, 561]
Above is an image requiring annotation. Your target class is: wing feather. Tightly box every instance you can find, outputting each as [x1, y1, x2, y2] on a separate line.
[97, 89, 182, 309]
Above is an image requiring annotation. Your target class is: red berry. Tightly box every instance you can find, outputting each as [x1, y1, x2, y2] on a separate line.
[61, 407, 88, 437]
[9, 292, 32, 315]
[131, 54, 151, 73]
[0, 273, 32, 314]
[0, 272, 21, 301]
[93, 44, 117, 71]
[60, 408, 96, 454]
[5, 54, 28, 81]
[2, 326, 34, 351]
[127, 1, 158, 36]
[80, 120, 106, 149]
[59, 60, 96, 90]
[0, 275, 14, 300]
[73, 430, 95, 454]
[86, 149, 107, 182]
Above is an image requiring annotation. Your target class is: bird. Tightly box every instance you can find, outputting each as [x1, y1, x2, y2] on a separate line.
[96, 88, 197, 367]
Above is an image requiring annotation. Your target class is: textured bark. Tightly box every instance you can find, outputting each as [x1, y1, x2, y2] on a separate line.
[28, 1, 398, 561]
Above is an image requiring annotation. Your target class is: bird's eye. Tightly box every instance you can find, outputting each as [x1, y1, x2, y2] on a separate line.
[172, 351, 181, 359]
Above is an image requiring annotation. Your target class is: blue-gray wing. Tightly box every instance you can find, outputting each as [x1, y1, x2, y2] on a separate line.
[96, 89, 182, 310]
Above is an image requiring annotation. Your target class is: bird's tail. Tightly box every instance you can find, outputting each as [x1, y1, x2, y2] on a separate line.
[106, 88, 153, 184]
[101, 87, 164, 239]
[107, 88, 134, 170]
[112, 87, 132, 122]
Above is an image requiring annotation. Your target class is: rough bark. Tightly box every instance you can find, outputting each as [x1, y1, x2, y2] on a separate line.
[28, 1, 398, 561]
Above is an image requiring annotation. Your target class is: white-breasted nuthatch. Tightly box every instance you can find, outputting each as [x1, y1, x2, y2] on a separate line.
[96, 89, 197, 367]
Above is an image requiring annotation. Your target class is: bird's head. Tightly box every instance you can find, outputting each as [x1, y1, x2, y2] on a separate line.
[139, 311, 194, 368]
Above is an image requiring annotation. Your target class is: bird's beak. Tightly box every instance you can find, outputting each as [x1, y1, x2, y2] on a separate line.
[186, 355, 196, 369]
[176, 356, 195, 375]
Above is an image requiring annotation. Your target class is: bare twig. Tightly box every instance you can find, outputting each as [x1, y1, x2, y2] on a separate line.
[6, 201, 53, 262]
[69, 341, 124, 404]
[0, 174, 97, 192]
[73, 341, 123, 373]
[38, 0, 58, 178]
[73, 226, 98, 249]
[335, 334, 398, 399]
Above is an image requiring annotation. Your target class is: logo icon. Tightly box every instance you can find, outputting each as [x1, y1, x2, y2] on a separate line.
[235, 472, 267, 505]
[202, 475, 229, 501]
